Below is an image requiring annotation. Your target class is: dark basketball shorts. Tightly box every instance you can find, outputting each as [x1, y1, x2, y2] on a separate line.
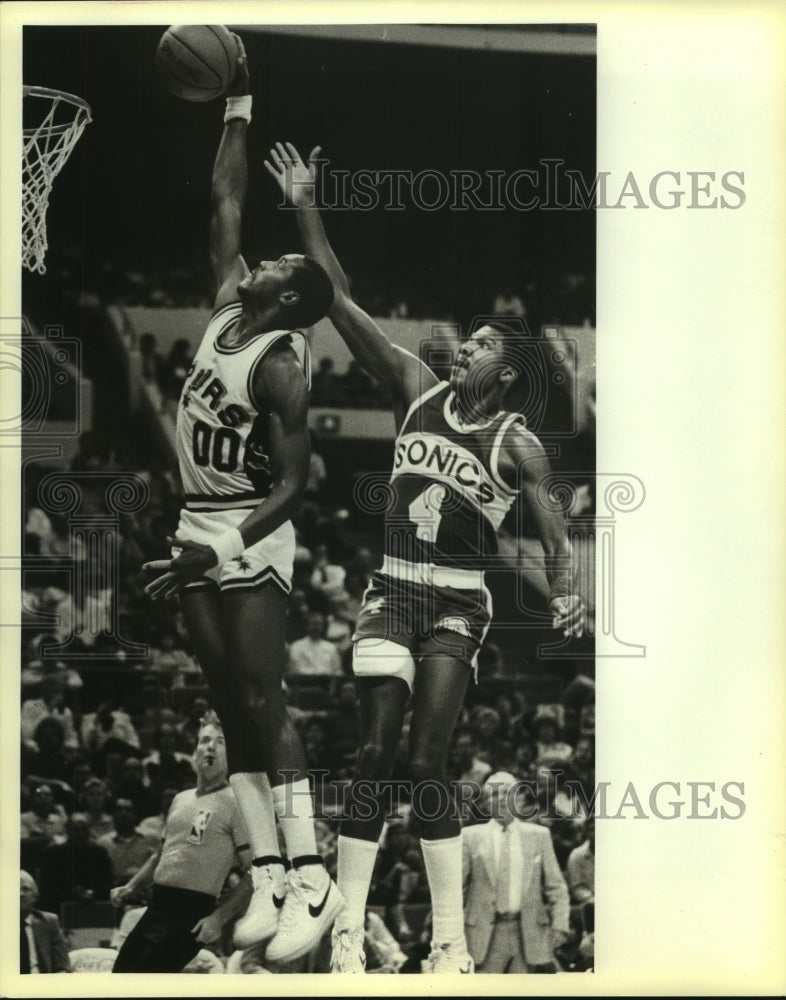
[352, 570, 492, 689]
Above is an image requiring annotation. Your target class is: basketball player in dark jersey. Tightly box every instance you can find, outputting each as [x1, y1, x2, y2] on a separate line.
[141, 47, 342, 964]
[266, 143, 584, 974]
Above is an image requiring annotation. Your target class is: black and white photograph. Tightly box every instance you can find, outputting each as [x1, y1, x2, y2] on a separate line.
[1, 2, 784, 996]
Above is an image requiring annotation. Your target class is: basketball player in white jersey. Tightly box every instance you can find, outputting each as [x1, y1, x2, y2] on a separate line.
[266, 143, 585, 974]
[142, 44, 342, 964]
[111, 711, 251, 972]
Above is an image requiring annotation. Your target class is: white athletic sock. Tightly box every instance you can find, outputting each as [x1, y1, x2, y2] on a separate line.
[229, 772, 281, 860]
[421, 836, 466, 943]
[336, 834, 380, 929]
[271, 778, 318, 863]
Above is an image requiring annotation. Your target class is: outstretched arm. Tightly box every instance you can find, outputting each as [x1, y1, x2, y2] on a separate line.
[265, 143, 436, 412]
[506, 429, 585, 637]
[210, 34, 251, 311]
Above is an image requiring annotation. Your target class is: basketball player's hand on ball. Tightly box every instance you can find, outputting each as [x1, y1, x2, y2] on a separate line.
[550, 595, 585, 638]
[143, 536, 218, 600]
[227, 32, 249, 95]
[265, 141, 322, 208]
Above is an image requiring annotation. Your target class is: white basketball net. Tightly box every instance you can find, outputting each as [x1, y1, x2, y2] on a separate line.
[23, 87, 93, 275]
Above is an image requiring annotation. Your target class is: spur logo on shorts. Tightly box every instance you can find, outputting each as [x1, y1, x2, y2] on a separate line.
[436, 615, 472, 638]
[188, 809, 212, 844]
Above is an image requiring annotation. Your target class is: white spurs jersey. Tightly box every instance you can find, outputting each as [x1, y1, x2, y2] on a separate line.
[175, 302, 311, 513]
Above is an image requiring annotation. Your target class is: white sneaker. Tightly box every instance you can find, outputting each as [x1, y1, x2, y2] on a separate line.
[265, 863, 344, 964]
[232, 862, 287, 949]
[426, 938, 475, 974]
[330, 924, 366, 974]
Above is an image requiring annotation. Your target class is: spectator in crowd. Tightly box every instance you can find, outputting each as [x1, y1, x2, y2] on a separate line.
[562, 735, 595, 803]
[449, 725, 493, 788]
[301, 715, 339, 777]
[448, 725, 492, 825]
[20, 783, 69, 874]
[20, 869, 71, 974]
[489, 736, 518, 775]
[311, 356, 339, 404]
[286, 612, 343, 678]
[369, 821, 416, 913]
[324, 592, 355, 659]
[340, 358, 377, 406]
[81, 698, 141, 760]
[310, 544, 347, 602]
[467, 705, 502, 765]
[70, 756, 98, 804]
[147, 628, 201, 686]
[566, 819, 595, 906]
[98, 798, 158, 887]
[21, 644, 82, 691]
[560, 672, 596, 745]
[21, 673, 79, 752]
[327, 679, 361, 777]
[74, 777, 115, 842]
[344, 546, 375, 590]
[141, 722, 197, 790]
[160, 338, 193, 403]
[533, 715, 573, 770]
[512, 736, 541, 784]
[38, 813, 114, 914]
[110, 757, 159, 821]
[138, 331, 164, 387]
[461, 771, 570, 974]
[339, 571, 367, 625]
[21, 717, 75, 807]
[306, 433, 328, 500]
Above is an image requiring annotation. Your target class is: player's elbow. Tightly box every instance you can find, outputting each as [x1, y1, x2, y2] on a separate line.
[277, 464, 309, 510]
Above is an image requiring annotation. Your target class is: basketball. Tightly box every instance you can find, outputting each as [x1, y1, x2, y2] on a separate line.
[156, 25, 238, 103]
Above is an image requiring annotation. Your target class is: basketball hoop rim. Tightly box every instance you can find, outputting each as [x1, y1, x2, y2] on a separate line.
[23, 85, 93, 136]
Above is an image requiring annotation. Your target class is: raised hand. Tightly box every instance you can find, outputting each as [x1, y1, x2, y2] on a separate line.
[264, 141, 322, 208]
[227, 32, 250, 96]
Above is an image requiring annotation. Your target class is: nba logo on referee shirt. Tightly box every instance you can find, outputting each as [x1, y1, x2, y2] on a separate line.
[189, 810, 212, 844]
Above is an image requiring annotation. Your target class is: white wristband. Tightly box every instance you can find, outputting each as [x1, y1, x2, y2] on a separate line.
[224, 95, 252, 124]
[211, 528, 245, 567]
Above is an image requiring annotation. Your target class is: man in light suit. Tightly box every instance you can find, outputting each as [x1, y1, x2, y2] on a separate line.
[20, 869, 71, 973]
[461, 771, 570, 973]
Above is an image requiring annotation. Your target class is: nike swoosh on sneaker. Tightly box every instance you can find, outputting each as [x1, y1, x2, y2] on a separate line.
[308, 883, 332, 918]
[273, 893, 286, 909]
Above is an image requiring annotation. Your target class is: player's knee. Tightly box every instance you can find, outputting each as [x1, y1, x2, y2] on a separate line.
[409, 748, 447, 785]
[356, 740, 393, 781]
